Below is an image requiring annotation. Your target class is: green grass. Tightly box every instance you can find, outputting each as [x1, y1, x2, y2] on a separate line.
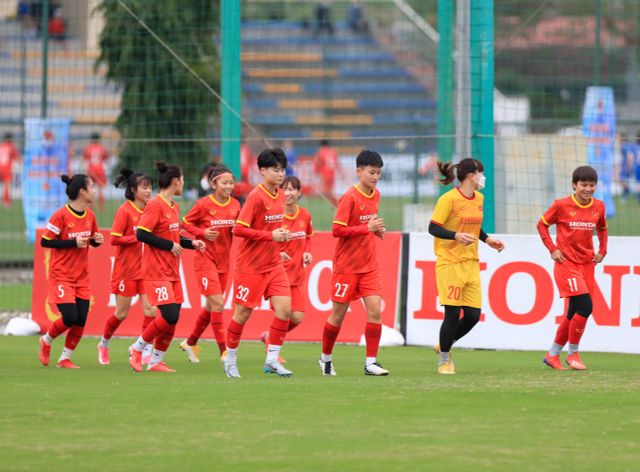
[0, 284, 32, 311]
[1, 336, 639, 470]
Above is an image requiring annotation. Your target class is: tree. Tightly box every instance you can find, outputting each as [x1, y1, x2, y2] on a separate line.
[95, 0, 219, 183]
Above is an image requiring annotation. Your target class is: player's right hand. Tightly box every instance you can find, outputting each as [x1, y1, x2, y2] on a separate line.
[455, 232, 477, 246]
[551, 249, 565, 263]
[203, 228, 219, 241]
[76, 236, 90, 248]
[272, 228, 290, 242]
[367, 217, 385, 233]
[171, 242, 183, 256]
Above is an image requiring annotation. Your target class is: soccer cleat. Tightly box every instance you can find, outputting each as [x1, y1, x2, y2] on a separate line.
[147, 361, 176, 373]
[223, 356, 241, 378]
[141, 344, 153, 365]
[318, 359, 336, 376]
[179, 339, 201, 363]
[437, 360, 456, 375]
[97, 344, 110, 365]
[141, 354, 152, 366]
[566, 353, 587, 370]
[128, 348, 143, 372]
[38, 336, 51, 367]
[263, 360, 293, 377]
[364, 362, 389, 376]
[220, 350, 228, 363]
[543, 353, 567, 370]
[260, 331, 287, 363]
[56, 359, 80, 369]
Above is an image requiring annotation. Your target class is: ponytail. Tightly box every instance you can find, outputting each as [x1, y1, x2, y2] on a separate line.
[436, 157, 484, 185]
[114, 168, 153, 201]
[155, 161, 182, 189]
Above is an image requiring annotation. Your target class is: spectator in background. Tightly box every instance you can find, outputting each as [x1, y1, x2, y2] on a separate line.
[48, 7, 66, 44]
[314, 1, 334, 37]
[82, 132, 109, 211]
[283, 139, 297, 177]
[314, 139, 340, 206]
[0, 132, 21, 208]
[232, 143, 255, 205]
[347, 0, 368, 34]
[618, 133, 636, 201]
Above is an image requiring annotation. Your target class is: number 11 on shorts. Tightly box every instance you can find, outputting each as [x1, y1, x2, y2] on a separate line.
[567, 277, 578, 292]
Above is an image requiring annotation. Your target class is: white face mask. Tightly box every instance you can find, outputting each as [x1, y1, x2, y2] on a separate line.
[472, 174, 486, 190]
[200, 177, 210, 191]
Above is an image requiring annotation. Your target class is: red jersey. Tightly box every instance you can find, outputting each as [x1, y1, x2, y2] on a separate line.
[539, 195, 608, 264]
[333, 185, 380, 273]
[316, 146, 339, 177]
[82, 143, 108, 174]
[182, 195, 241, 273]
[138, 195, 181, 281]
[110, 200, 145, 282]
[281, 205, 313, 286]
[42, 205, 98, 283]
[234, 184, 286, 274]
[0, 141, 19, 174]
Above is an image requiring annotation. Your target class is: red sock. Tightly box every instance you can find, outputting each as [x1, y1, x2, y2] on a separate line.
[102, 314, 123, 340]
[568, 314, 588, 345]
[142, 316, 172, 344]
[365, 322, 382, 358]
[553, 316, 571, 346]
[64, 325, 85, 350]
[141, 315, 154, 332]
[321, 321, 341, 355]
[226, 319, 245, 350]
[154, 323, 176, 352]
[187, 309, 210, 346]
[268, 317, 290, 347]
[2, 185, 9, 206]
[210, 311, 226, 354]
[48, 317, 70, 339]
[287, 319, 301, 332]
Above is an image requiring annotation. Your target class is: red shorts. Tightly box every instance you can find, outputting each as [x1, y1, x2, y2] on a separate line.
[88, 168, 107, 186]
[110, 278, 145, 297]
[290, 285, 305, 313]
[145, 280, 184, 306]
[331, 269, 383, 303]
[0, 170, 10, 183]
[234, 265, 290, 309]
[48, 280, 90, 304]
[196, 270, 228, 297]
[554, 260, 595, 298]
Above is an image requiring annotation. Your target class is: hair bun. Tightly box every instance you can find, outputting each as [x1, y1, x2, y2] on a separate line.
[60, 175, 70, 184]
[154, 162, 168, 173]
[120, 168, 134, 179]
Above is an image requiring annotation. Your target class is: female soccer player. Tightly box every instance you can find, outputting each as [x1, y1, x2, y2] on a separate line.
[428, 158, 504, 375]
[127, 162, 205, 373]
[538, 166, 607, 371]
[179, 165, 240, 363]
[261, 176, 313, 353]
[38, 174, 104, 368]
[97, 168, 156, 365]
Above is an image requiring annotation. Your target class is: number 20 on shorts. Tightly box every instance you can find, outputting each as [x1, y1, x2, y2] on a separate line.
[447, 285, 461, 301]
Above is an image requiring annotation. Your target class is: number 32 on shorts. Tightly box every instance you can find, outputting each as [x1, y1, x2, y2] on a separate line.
[235, 284, 249, 302]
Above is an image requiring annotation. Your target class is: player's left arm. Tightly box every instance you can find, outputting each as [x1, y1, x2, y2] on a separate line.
[594, 207, 608, 264]
[303, 214, 313, 265]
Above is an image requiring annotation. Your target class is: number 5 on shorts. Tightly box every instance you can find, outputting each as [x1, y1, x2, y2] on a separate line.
[334, 283, 349, 298]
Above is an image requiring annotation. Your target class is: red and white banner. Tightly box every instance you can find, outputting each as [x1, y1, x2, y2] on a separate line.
[32, 231, 402, 344]
[406, 233, 640, 353]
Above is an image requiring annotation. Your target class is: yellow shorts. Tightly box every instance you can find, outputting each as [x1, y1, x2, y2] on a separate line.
[435, 260, 482, 308]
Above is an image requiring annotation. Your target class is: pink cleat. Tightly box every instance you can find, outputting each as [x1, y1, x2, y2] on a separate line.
[129, 349, 143, 372]
[97, 344, 110, 365]
[56, 359, 80, 369]
[38, 337, 51, 367]
[543, 353, 567, 370]
[147, 361, 175, 373]
[566, 353, 587, 370]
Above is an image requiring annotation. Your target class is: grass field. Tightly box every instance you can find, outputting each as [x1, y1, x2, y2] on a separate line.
[1, 336, 639, 471]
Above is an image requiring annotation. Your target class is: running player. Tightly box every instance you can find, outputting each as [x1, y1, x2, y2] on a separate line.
[428, 158, 505, 375]
[179, 165, 240, 363]
[82, 132, 109, 211]
[538, 165, 607, 371]
[97, 168, 156, 365]
[261, 176, 313, 352]
[0, 132, 20, 207]
[319, 150, 389, 377]
[223, 148, 293, 378]
[38, 174, 104, 368]
[127, 162, 205, 373]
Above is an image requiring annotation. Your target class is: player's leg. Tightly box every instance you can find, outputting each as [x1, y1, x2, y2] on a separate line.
[145, 302, 180, 372]
[565, 293, 592, 370]
[2, 174, 10, 207]
[264, 295, 293, 377]
[362, 295, 389, 376]
[139, 293, 156, 363]
[319, 301, 348, 376]
[544, 297, 576, 369]
[98, 294, 132, 365]
[223, 303, 252, 378]
[57, 297, 90, 368]
[435, 264, 463, 374]
[208, 285, 227, 358]
[453, 306, 481, 344]
[288, 285, 305, 332]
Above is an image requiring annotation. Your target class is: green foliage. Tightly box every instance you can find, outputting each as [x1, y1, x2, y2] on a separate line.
[95, 0, 220, 184]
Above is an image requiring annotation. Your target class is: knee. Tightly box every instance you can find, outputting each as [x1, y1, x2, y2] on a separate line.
[462, 306, 481, 323]
[59, 309, 77, 327]
[291, 312, 304, 325]
[160, 304, 180, 325]
[573, 294, 593, 318]
[209, 298, 224, 313]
